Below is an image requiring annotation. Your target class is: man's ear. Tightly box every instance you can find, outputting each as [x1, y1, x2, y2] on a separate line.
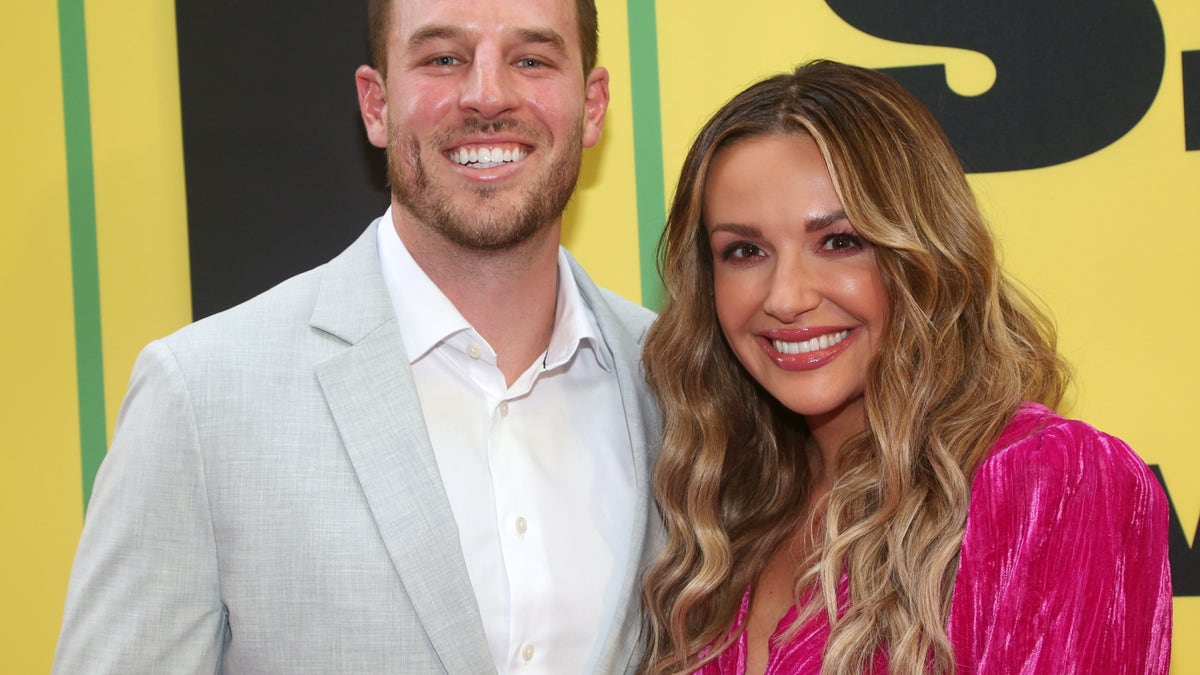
[581, 66, 610, 149]
[356, 65, 388, 148]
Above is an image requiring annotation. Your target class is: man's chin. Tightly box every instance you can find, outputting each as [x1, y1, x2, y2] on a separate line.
[436, 215, 549, 252]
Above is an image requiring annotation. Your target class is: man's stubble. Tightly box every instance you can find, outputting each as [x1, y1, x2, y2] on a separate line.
[386, 116, 584, 252]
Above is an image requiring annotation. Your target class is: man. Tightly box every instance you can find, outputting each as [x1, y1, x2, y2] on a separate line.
[52, 0, 660, 672]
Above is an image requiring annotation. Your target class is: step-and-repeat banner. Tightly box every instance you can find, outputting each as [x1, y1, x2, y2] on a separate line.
[3, 0, 1196, 671]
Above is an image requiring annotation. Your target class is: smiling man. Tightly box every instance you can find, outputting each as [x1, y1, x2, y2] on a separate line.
[52, 1, 661, 673]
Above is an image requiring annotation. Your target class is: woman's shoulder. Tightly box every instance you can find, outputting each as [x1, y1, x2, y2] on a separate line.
[953, 414, 1173, 674]
[971, 402, 1163, 514]
[983, 402, 1152, 479]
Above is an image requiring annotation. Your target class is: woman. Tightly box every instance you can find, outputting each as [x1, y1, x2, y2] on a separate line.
[640, 60, 1171, 675]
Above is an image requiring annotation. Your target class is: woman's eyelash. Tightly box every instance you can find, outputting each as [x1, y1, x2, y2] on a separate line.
[819, 230, 865, 252]
[720, 242, 763, 261]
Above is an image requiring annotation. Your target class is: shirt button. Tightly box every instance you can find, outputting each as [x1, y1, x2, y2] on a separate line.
[521, 643, 535, 661]
[515, 516, 528, 536]
[498, 401, 509, 417]
[466, 343, 482, 359]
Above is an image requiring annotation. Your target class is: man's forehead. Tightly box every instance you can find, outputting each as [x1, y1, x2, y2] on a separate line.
[391, 0, 578, 42]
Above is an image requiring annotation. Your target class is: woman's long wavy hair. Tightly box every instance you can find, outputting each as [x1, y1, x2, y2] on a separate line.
[639, 60, 1069, 675]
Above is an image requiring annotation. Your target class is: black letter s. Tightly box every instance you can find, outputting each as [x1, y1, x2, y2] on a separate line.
[826, 0, 1166, 172]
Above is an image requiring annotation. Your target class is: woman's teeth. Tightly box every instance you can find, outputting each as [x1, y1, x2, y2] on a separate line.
[772, 329, 850, 354]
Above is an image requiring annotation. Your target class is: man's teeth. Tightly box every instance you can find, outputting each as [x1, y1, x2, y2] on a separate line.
[772, 330, 850, 355]
[451, 146, 528, 168]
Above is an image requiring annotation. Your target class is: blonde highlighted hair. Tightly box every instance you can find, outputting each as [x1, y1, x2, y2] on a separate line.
[640, 60, 1068, 675]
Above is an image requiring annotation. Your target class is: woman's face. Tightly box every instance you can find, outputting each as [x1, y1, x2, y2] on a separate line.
[704, 133, 888, 443]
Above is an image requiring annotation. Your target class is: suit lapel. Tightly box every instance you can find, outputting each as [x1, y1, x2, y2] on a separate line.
[311, 223, 495, 674]
[568, 254, 665, 673]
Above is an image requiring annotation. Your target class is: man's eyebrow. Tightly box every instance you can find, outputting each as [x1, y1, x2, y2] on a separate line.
[513, 27, 567, 55]
[405, 24, 465, 51]
[806, 210, 849, 233]
[403, 25, 567, 57]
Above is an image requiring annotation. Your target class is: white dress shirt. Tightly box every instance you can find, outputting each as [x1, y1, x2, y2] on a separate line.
[376, 211, 636, 674]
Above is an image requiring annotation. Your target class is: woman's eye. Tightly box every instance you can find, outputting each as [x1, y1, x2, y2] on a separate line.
[721, 242, 764, 261]
[819, 232, 863, 252]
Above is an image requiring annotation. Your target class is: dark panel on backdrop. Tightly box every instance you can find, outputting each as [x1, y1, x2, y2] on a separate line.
[1185, 51, 1200, 151]
[176, 0, 390, 320]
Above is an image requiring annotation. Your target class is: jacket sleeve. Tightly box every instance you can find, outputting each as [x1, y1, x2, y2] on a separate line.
[52, 340, 226, 673]
[949, 416, 1172, 674]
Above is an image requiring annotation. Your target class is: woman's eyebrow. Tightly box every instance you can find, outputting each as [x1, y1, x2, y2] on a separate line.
[806, 210, 849, 233]
[708, 223, 761, 237]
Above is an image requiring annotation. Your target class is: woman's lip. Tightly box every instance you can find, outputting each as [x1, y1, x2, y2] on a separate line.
[757, 328, 858, 371]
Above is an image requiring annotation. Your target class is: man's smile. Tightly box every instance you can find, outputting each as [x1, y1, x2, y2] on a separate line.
[446, 143, 532, 169]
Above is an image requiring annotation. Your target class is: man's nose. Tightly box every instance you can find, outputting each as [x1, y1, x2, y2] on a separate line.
[459, 56, 519, 118]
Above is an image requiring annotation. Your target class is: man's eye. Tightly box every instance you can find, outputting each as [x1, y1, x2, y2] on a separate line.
[431, 56, 459, 66]
[515, 58, 543, 68]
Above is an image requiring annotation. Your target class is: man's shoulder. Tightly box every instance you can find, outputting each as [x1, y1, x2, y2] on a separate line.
[595, 287, 656, 332]
[161, 223, 384, 357]
[563, 251, 656, 336]
[164, 262, 327, 352]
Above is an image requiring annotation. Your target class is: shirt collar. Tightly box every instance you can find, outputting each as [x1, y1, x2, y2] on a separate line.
[377, 209, 471, 363]
[547, 246, 612, 373]
[375, 207, 611, 372]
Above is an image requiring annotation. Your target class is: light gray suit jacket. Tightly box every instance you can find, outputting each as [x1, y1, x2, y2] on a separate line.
[53, 223, 663, 674]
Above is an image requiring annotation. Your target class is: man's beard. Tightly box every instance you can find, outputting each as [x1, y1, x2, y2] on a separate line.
[386, 117, 583, 252]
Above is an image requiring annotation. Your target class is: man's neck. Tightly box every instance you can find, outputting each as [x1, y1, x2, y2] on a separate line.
[392, 211, 561, 387]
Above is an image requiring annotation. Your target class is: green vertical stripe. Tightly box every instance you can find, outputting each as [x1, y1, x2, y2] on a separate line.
[626, 0, 666, 310]
[58, 0, 106, 512]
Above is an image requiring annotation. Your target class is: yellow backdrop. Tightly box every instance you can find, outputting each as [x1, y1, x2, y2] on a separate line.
[2, 0, 1194, 671]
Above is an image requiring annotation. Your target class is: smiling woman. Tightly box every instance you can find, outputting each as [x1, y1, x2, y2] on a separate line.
[639, 60, 1173, 675]
[704, 134, 887, 458]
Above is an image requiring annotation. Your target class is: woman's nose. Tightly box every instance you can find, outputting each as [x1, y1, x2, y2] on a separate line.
[761, 260, 821, 323]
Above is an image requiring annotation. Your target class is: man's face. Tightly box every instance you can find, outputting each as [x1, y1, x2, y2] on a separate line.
[357, 0, 609, 251]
